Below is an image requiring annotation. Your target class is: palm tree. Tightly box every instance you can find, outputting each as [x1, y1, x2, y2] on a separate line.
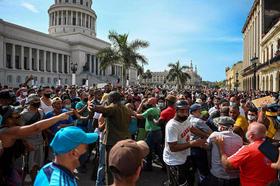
[97, 31, 149, 87]
[167, 61, 191, 90]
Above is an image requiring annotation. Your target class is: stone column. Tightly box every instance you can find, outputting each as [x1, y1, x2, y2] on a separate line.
[20, 45, 24, 69]
[98, 58, 100, 75]
[36, 49, 39, 71]
[56, 11, 59, 25]
[76, 12, 78, 26]
[273, 71, 277, 92]
[81, 13, 84, 27]
[67, 55, 70, 73]
[89, 54, 92, 73]
[11, 44, 15, 69]
[66, 11, 68, 25]
[71, 11, 73, 25]
[50, 52, 53, 73]
[56, 53, 59, 73]
[29, 47, 32, 71]
[3, 42, 6, 68]
[43, 50, 46, 72]
[62, 55, 65, 73]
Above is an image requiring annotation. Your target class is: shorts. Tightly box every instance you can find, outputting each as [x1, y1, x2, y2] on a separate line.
[167, 156, 194, 186]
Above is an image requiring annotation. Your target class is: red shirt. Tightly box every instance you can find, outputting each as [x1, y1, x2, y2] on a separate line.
[160, 106, 176, 123]
[228, 140, 277, 186]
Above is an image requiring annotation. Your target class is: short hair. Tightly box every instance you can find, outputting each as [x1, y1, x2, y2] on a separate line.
[248, 107, 258, 115]
[108, 91, 122, 103]
[42, 86, 50, 91]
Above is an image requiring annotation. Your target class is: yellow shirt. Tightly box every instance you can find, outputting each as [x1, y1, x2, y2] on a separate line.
[266, 117, 277, 139]
[234, 115, 249, 134]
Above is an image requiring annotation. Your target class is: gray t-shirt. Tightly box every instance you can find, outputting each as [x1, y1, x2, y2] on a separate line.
[21, 108, 44, 146]
[207, 131, 243, 179]
[188, 114, 211, 140]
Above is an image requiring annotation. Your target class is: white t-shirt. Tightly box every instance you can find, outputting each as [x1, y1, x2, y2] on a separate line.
[163, 119, 191, 166]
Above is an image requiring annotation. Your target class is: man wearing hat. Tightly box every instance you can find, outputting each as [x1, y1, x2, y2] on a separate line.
[109, 139, 149, 186]
[204, 116, 243, 185]
[44, 97, 75, 161]
[187, 103, 212, 183]
[0, 89, 16, 125]
[20, 94, 45, 182]
[34, 126, 98, 186]
[164, 100, 207, 186]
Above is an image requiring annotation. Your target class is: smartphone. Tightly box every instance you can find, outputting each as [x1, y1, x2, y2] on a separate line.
[258, 140, 279, 162]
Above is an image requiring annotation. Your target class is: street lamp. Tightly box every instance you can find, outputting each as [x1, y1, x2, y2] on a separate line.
[70, 61, 78, 85]
[251, 55, 258, 90]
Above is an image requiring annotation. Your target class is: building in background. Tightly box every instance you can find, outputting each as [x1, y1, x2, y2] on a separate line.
[225, 61, 243, 90]
[142, 61, 202, 89]
[241, 0, 280, 92]
[0, 0, 137, 87]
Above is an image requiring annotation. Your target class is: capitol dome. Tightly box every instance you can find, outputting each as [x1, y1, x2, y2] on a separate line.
[48, 0, 97, 37]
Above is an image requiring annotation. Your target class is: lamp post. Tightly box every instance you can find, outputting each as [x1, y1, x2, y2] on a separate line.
[251, 55, 258, 90]
[70, 61, 78, 86]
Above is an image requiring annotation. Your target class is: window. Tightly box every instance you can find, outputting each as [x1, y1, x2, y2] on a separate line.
[86, 2, 88, 6]
[24, 57, 28, 70]
[73, 17, 76, 25]
[80, 0, 83, 5]
[65, 0, 68, 2]
[7, 75, 12, 83]
[41, 77, 44, 83]
[16, 76, 21, 83]
[48, 77, 51, 84]
[111, 65, 115, 75]
[73, 0, 76, 3]
[15, 56, 20, 69]
[6, 54, 11, 68]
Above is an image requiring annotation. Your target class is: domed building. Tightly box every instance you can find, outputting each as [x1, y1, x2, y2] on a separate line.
[0, 0, 137, 87]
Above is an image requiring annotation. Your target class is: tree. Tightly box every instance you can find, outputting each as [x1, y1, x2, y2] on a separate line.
[97, 31, 149, 87]
[167, 61, 191, 90]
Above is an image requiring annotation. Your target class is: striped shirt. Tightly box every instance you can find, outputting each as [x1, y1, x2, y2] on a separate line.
[34, 162, 77, 186]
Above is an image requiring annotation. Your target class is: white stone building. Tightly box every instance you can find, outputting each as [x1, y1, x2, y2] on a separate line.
[142, 61, 202, 88]
[0, 0, 137, 88]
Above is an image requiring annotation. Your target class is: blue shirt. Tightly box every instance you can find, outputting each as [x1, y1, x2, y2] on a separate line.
[75, 101, 88, 125]
[34, 162, 77, 186]
[44, 109, 74, 141]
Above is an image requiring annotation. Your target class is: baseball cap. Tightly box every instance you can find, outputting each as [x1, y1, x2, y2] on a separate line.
[28, 94, 40, 102]
[109, 139, 149, 176]
[195, 98, 203, 104]
[213, 116, 235, 127]
[52, 97, 62, 104]
[175, 100, 189, 109]
[190, 104, 202, 113]
[50, 126, 98, 155]
[165, 95, 176, 103]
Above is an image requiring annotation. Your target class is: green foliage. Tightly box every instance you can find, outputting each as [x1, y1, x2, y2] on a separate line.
[97, 30, 149, 87]
[167, 61, 191, 89]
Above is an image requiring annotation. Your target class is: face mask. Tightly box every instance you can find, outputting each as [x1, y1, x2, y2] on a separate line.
[44, 94, 51, 98]
[229, 102, 234, 106]
[121, 100, 126, 105]
[157, 103, 165, 108]
[245, 132, 250, 141]
[22, 92, 27, 96]
[65, 105, 71, 109]
[247, 115, 256, 121]
[0, 115, 2, 125]
[177, 115, 188, 122]
[277, 116, 280, 121]
[83, 98, 88, 103]
[31, 102, 41, 108]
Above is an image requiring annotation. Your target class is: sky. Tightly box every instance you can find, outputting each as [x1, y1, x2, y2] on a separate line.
[0, 0, 255, 81]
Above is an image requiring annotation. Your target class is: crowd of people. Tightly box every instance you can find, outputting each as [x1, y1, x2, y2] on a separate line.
[1, 81, 280, 186]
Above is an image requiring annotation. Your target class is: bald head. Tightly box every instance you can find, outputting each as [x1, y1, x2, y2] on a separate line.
[247, 122, 266, 142]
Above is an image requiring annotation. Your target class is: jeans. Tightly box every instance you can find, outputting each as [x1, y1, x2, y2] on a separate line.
[191, 147, 209, 183]
[96, 143, 105, 186]
[145, 130, 163, 168]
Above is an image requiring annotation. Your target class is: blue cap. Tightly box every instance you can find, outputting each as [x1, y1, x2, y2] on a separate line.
[50, 126, 98, 155]
[190, 104, 202, 113]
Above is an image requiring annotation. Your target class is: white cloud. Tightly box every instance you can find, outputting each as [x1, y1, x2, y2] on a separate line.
[21, 2, 39, 13]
